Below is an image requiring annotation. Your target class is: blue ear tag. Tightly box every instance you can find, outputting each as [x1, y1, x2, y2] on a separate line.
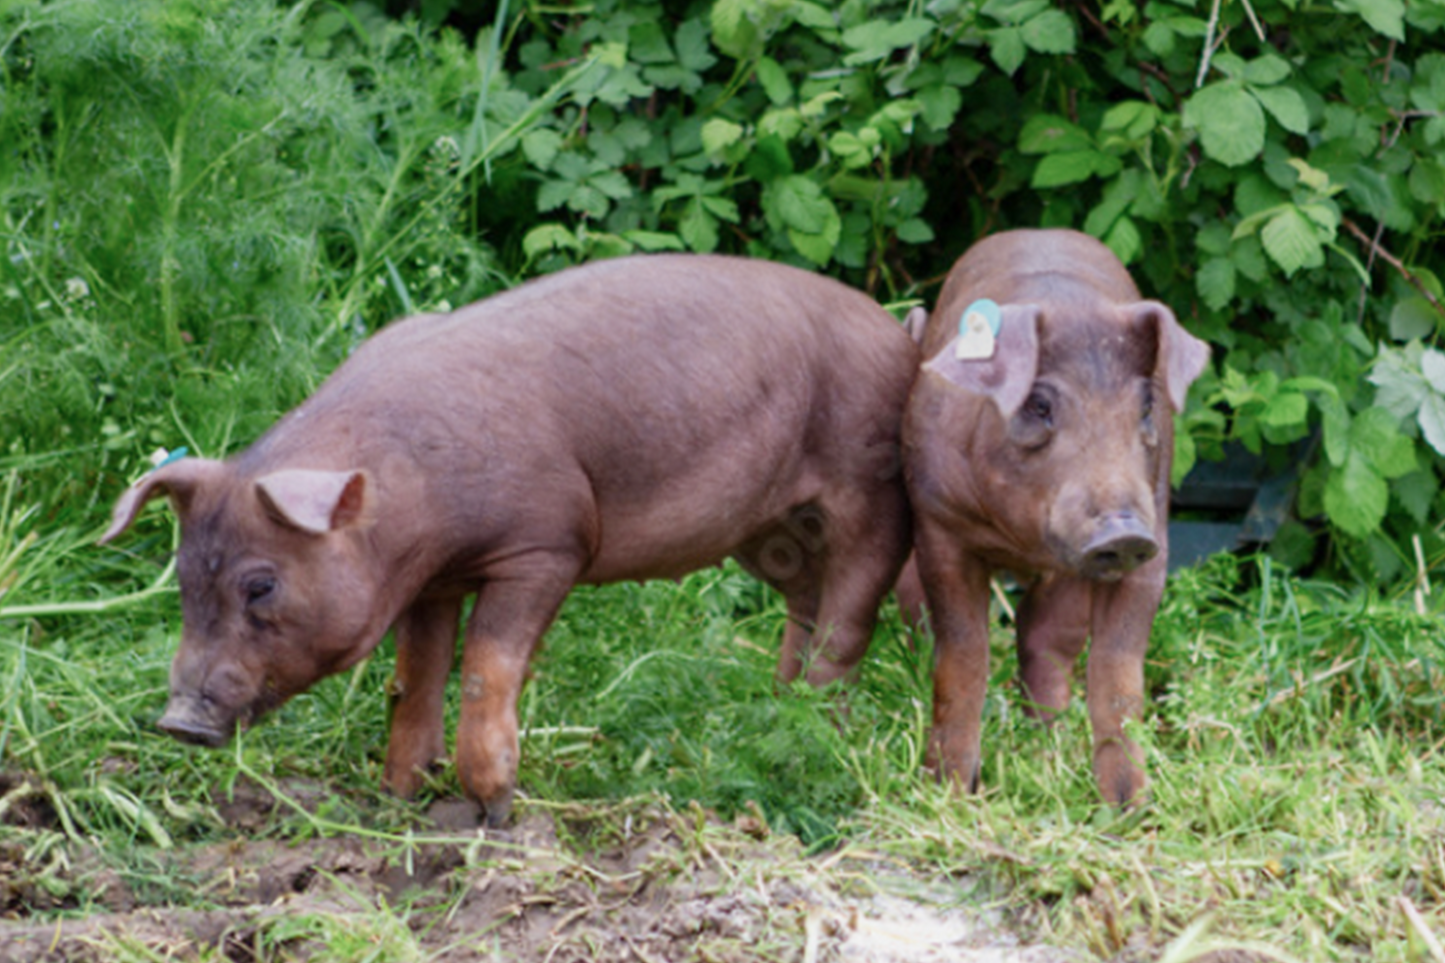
[149, 446, 189, 471]
[955, 299, 1001, 360]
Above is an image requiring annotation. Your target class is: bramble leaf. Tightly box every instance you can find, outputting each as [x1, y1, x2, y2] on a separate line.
[1019, 114, 1091, 154]
[1335, 0, 1405, 40]
[522, 129, 562, 171]
[841, 17, 934, 65]
[1320, 393, 1351, 468]
[1242, 54, 1292, 86]
[710, 0, 757, 58]
[1104, 216, 1142, 264]
[1251, 85, 1310, 135]
[917, 84, 962, 131]
[1390, 297, 1438, 341]
[1369, 345, 1430, 419]
[1259, 207, 1323, 275]
[1021, 9, 1076, 53]
[755, 56, 792, 105]
[701, 118, 744, 156]
[1031, 150, 1114, 187]
[1418, 393, 1445, 456]
[1324, 450, 1389, 538]
[522, 223, 578, 259]
[1394, 470, 1439, 524]
[1261, 391, 1309, 428]
[1351, 406, 1416, 478]
[988, 26, 1026, 75]
[896, 218, 934, 243]
[679, 198, 719, 252]
[1197, 257, 1236, 311]
[1421, 346, 1445, 393]
[1183, 81, 1266, 166]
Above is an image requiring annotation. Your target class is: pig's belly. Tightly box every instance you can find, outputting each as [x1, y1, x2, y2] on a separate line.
[578, 494, 788, 585]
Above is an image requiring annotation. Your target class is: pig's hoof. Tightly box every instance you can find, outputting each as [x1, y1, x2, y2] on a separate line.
[480, 788, 515, 829]
[1094, 743, 1147, 807]
[382, 755, 449, 799]
[933, 756, 981, 794]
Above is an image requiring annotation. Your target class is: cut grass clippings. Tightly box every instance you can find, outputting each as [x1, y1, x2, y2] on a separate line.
[3, 543, 1445, 960]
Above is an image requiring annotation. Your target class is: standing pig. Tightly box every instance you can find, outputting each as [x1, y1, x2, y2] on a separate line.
[101, 254, 918, 826]
[902, 229, 1209, 806]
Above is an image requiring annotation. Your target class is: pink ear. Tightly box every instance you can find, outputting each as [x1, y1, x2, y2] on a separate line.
[903, 306, 929, 345]
[1127, 301, 1211, 410]
[99, 458, 226, 544]
[255, 469, 369, 535]
[922, 304, 1041, 417]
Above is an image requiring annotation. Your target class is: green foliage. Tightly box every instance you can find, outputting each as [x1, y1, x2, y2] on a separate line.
[5, 0, 1445, 574]
[4, 6, 1445, 959]
[406, 0, 1445, 578]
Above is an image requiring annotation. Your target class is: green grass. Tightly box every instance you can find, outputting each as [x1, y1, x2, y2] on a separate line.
[5, 490, 1445, 959]
[3, 2, 1445, 959]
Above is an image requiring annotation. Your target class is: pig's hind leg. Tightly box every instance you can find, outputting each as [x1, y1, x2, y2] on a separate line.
[735, 517, 823, 685]
[1016, 575, 1093, 722]
[795, 488, 910, 688]
[383, 595, 464, 798]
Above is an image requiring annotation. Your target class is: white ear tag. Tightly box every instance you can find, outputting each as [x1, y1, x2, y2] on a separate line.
[955, 299, 1002, 360]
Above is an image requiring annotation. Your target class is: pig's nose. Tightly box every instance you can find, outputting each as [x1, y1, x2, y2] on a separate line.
[1080, 513, 1158, 579]
[157, 696, 232, 748]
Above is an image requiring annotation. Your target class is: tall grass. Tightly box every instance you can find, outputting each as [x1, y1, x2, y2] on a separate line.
[0, 0, 586, 522]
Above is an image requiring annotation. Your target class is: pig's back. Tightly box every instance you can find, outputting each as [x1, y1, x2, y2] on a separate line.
[343, 254, 913, 446]
[250, 255, 916, 580]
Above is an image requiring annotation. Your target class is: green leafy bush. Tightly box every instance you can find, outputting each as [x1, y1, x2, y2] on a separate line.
[452, 0, 1445, 582]
[5, 0, 1445, 581]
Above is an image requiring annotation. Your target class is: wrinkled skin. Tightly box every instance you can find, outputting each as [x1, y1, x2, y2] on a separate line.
[898, 229, 1210, 806]
[102, 254, 919, 826]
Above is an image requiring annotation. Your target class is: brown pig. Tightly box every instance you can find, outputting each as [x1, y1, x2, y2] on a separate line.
[901, 229, 1209, 806]
[101, 254, 918, 826]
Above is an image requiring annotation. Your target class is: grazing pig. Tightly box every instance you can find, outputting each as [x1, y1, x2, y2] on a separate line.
[101, 254, 918, 826]
[902, 229, 1209, 806]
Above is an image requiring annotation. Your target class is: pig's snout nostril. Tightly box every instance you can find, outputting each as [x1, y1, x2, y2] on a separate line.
[157, 695, 233, 748]
[1081, 514, 1158, 578]
[158, 716, 229, 747]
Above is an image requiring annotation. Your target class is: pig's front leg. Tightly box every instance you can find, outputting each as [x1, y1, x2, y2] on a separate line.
[916, 521, 993, 792]
[456, 560, 579, 827]
[1086, 560, 1165, 807]
[383, 596, 462, 798]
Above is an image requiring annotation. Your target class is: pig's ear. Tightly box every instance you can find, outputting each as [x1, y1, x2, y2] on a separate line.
[255, 469, 370, 535]
[922, 304, 1041, 418]
[1128, 301, 1211, 410]
[902, 306, 929, 345]
[99, 458, 225, 544]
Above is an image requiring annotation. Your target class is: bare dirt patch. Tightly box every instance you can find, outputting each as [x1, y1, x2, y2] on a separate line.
[0, 776, 1079, 962]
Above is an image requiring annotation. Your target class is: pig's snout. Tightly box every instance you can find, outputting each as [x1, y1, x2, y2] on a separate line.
[1079, 512, 1158, 580]
[157, 694, 235, 748]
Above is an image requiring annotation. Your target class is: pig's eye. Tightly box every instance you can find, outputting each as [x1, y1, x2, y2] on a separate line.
[244, 576, 277, 605]
[1011, 387, 1056, 449]
[1023, 390, 1054, 425]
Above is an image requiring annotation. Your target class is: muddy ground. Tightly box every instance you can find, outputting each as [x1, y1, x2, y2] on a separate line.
[0, 775, 1082, 962]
